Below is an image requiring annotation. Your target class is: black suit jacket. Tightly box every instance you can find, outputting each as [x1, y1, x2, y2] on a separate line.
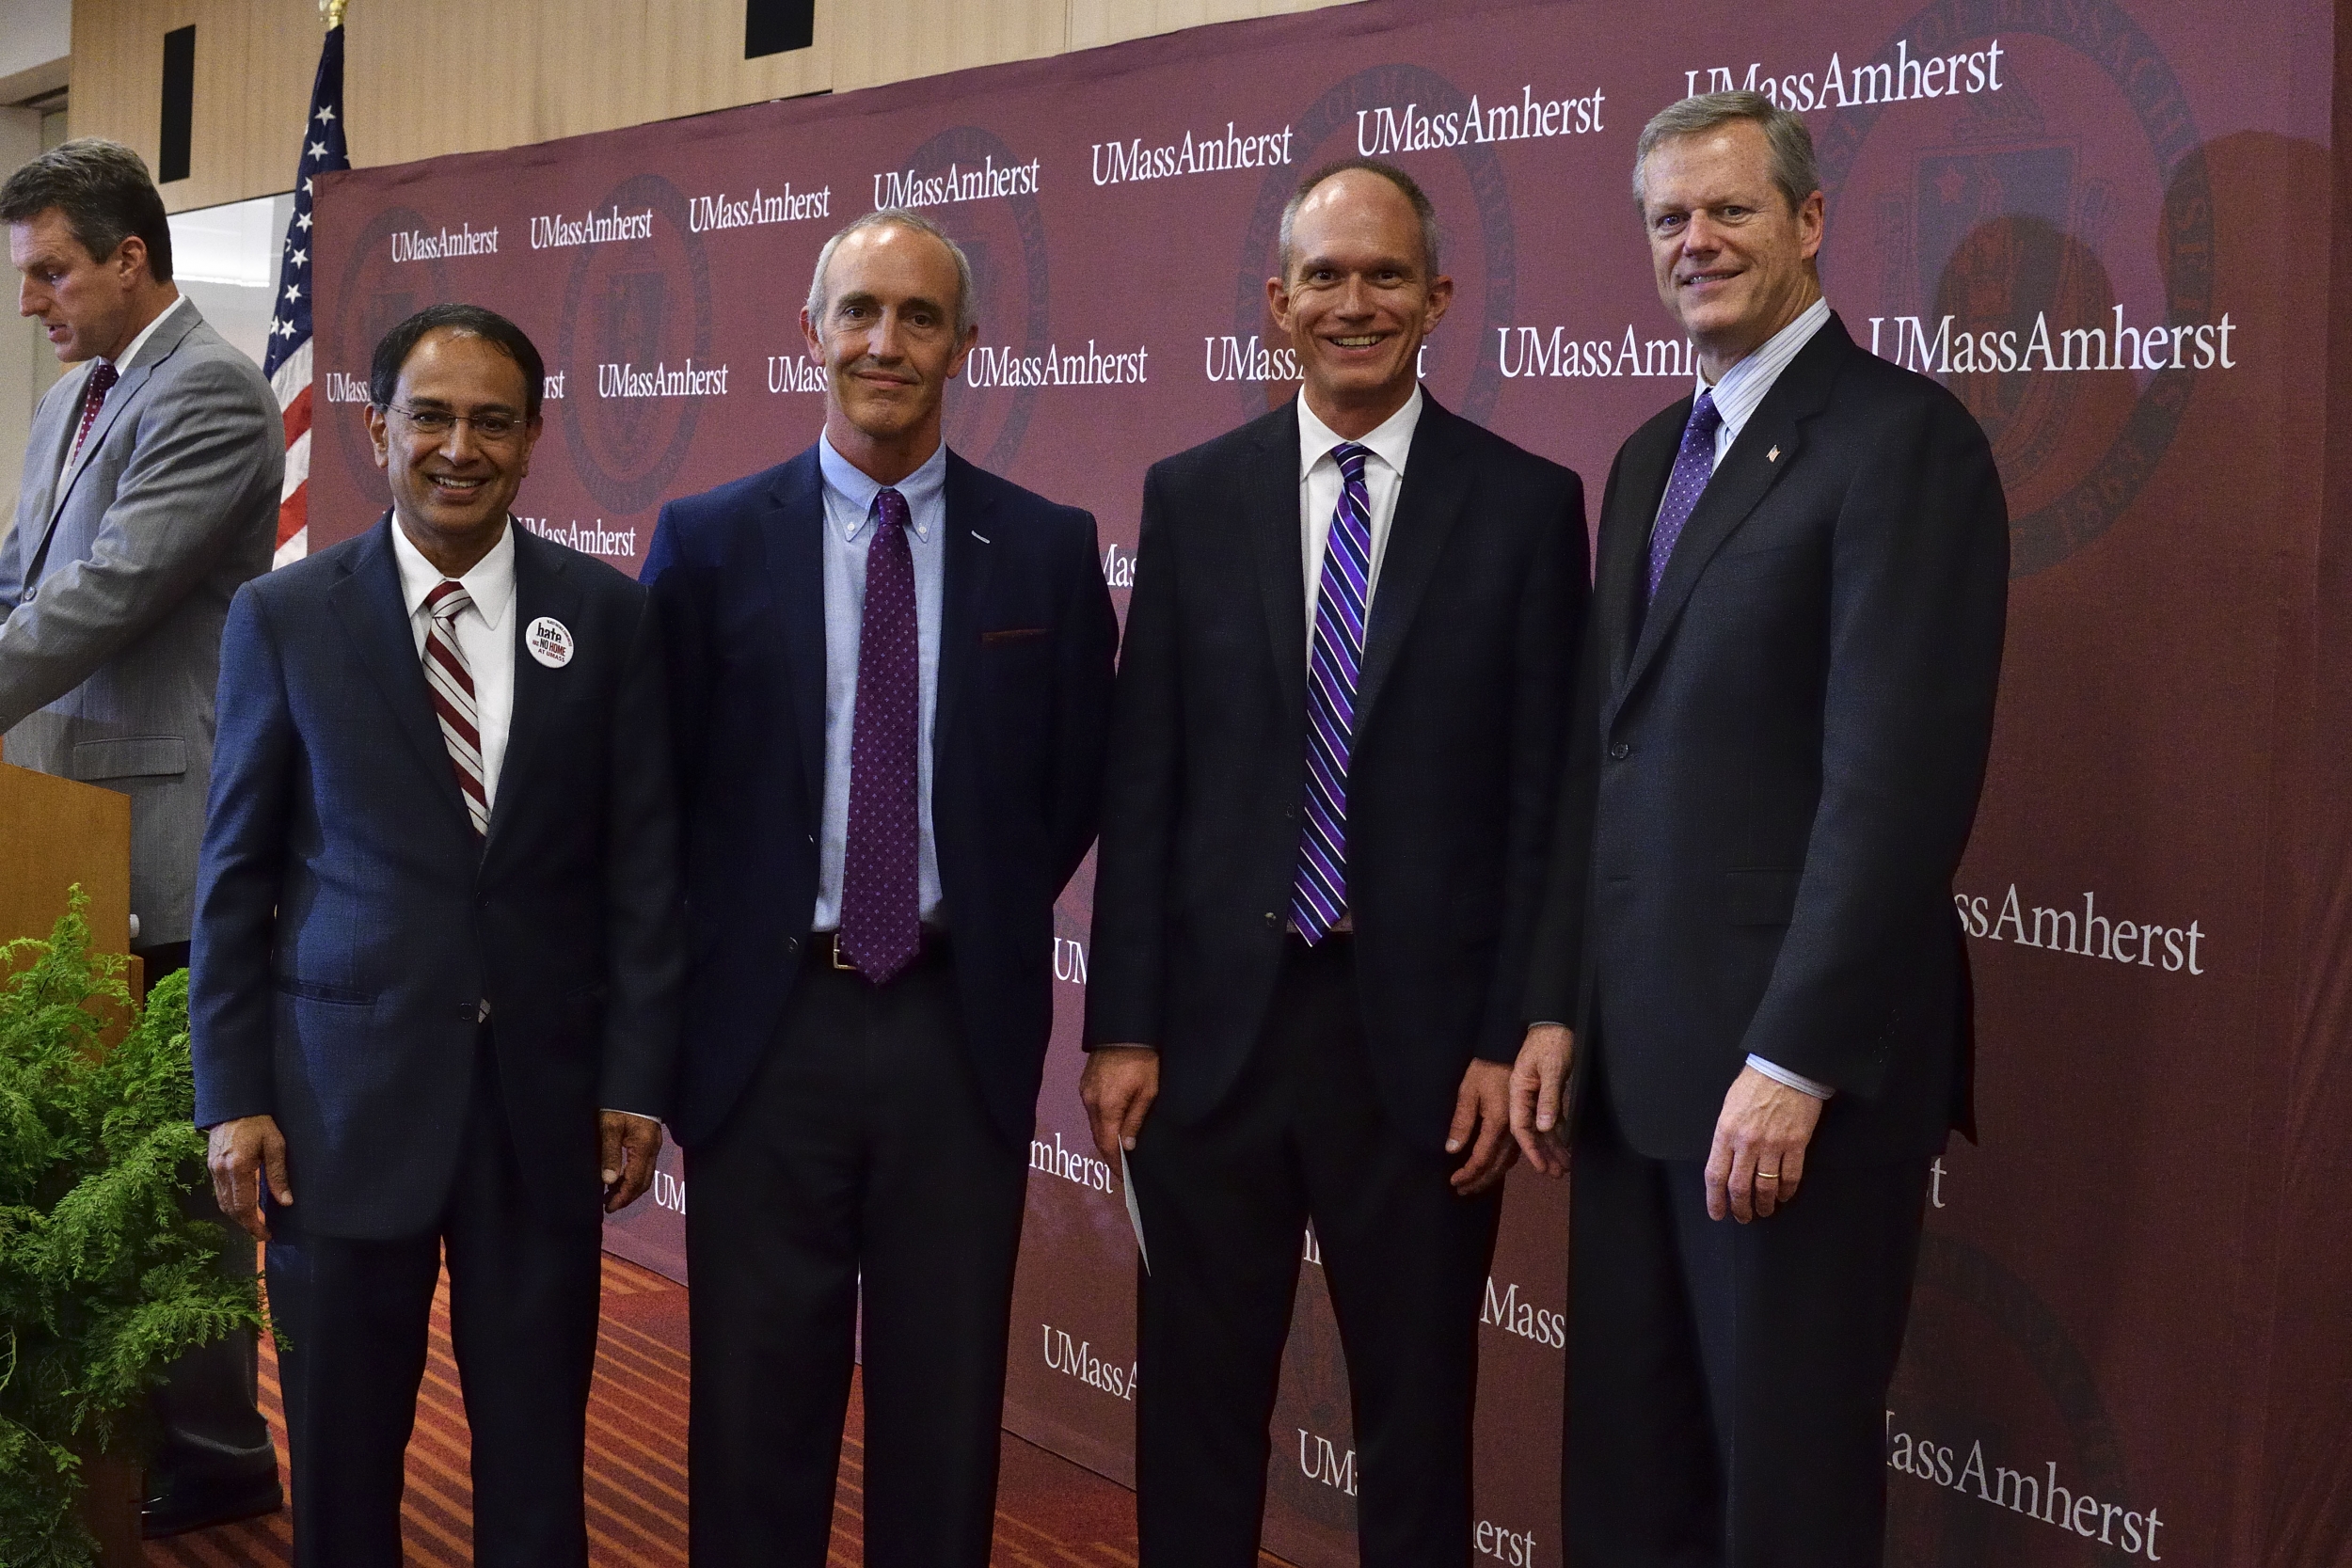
[644, 445, 1119, 1150]
[1525, 314, 2008, 1164]
[191, 517, 685, 1238]
[1086, 393, 1587, 1150]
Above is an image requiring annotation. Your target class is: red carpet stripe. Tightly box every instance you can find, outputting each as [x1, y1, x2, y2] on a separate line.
[147, 1253, 1289, 1566]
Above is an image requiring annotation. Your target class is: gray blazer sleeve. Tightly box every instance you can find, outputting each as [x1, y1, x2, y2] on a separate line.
[0, 355, 282, 731]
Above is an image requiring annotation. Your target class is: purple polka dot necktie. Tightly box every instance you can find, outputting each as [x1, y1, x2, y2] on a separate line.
[1292, 442, 1373, 944]
[1646, 389, 1722, 601]
[838, 487, 921, 982]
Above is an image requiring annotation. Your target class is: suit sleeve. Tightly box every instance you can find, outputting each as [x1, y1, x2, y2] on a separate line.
[1082, 465, 1182, 1049]
[1739, 392, 2009, 1093]
[188, 582, 294, 1129]
[1477, 467, 1587, 1062]
[641, 501, 711, 810]
[0, 356, 280, 731]
[1044, 509, 1119, 895]
[1523, 454, 1624, 1027]
[596, 588, 687, 1119]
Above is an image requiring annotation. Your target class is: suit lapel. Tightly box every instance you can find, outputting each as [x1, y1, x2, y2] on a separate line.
[764, 451, 831, 820]
[46, 305, 197, 528]
[1248, 404, 1308, 732]
[1353, 395, 1470, 733]
[1602, 405, 1685, 694]
[1614, 318, 1850, 711]
[485, 525, 581, 848]
[934, 452, 995, 762]
[327, 515, 476, 839]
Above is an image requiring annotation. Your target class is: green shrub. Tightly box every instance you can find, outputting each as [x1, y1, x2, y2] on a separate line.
[0, 894, 264, 1566]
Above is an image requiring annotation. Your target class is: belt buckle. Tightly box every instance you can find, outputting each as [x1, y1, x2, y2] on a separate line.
[828, 932, 855, 972]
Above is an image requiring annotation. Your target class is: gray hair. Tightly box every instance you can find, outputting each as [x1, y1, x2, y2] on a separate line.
[1278, 158, 1441, 280]
[1631, 91, 1822, 215]
[804, 209, 977, 338]
[0, 137, 174, 281]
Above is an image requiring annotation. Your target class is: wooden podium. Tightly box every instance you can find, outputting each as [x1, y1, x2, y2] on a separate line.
[0, 762, 141, 1559]
[1, 758, 135, 958]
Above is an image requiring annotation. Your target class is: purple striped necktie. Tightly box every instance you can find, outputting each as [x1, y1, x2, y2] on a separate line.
[1646, 388, 1722, 601]
[838, 486, 922, 983]
[1292, 442, 1373, 944]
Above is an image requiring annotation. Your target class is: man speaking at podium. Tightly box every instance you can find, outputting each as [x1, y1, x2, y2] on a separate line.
[1, 138, 285, 1538]
[192, 305, 683, 1568]
[645, 211, 1116, 1567]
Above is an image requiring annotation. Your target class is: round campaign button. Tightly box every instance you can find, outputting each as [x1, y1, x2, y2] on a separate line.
[526, 616, 575, 668]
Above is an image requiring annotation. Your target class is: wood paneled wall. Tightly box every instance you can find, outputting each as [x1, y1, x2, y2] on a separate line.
[68, 0, 1356, 214]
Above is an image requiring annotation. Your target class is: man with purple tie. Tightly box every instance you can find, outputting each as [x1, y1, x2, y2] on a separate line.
[1511, 94, 2008, 1567]
[1081, 161, 1587, 1567]
[644, 210, 1117, 1568]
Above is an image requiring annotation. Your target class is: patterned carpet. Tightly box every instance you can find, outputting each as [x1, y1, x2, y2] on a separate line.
[142, 1253, 1271, 1567]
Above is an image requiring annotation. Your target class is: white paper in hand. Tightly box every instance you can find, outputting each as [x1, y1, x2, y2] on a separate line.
[1120, 1148, 1149, 1275]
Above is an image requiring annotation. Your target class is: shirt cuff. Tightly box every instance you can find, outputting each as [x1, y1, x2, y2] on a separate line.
[1745, 1054, 1835, 1099]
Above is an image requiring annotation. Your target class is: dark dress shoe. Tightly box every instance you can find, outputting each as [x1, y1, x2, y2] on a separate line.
[141, 1469, 284, 1539]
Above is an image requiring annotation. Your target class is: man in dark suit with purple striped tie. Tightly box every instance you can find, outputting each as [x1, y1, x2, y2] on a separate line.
[1081, 160, 1588, 1568]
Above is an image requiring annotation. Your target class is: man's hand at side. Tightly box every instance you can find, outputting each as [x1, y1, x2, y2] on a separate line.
[1509, 1023, 1575, 1178]
[1447, 1059, 1518, 1196]
[207, 1115, 293, 1241]
[1705, 1064, 1823, 1223]
[1080, 1046, 1159, 1160]
[600, 1111, 664, 1213]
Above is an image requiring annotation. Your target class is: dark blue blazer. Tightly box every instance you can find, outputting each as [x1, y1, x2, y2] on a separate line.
[190, 517, 685, 1239]
[1525, 315, 2009, 1163]
[1084, 394, 1588, 1150]
[643, 445, 1119, 1149]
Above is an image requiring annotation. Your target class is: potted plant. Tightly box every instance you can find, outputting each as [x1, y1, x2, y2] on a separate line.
[0, 895, 266, 1567]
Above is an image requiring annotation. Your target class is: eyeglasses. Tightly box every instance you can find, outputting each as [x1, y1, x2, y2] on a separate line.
[383, 403, 526, 440]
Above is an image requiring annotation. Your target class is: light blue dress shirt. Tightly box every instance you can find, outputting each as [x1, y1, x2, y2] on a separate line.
[812, 432, 946, 929]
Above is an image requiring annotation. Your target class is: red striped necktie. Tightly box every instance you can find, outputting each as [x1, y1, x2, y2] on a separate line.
[421, 579, 490, 838]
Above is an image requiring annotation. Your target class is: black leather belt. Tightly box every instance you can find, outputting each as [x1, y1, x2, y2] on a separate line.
[804, 927, 952, 977]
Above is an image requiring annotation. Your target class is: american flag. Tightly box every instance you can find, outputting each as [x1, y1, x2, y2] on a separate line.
[261, 18, 348, 568]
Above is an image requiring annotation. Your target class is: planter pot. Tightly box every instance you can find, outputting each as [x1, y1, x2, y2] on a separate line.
[72, 1448, 142, 1568]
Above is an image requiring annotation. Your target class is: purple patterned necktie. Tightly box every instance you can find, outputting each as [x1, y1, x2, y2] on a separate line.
[838, 487, 921, 982]
[1646, 388, 1723, 601]
[1292, 443, 1374, 944]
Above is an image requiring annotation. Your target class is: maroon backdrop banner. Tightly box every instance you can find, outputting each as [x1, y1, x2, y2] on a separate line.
[306, 0, 2352, 1560]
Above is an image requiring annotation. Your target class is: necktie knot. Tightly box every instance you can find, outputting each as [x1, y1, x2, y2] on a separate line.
[1687, 388, 1722, 439]
[874, 486, 911, 535]
[424, 578, 473, 627]
[1331, 441, 1370, 483]
[87, 361, 119, 400]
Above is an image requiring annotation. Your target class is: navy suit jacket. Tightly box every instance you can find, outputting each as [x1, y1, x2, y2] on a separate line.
[190, 517, 685, 1239]
[1085, 394, 1587, 1150]
[1525, 315, 2009, 1163]
[644, 444, 1118, 1150]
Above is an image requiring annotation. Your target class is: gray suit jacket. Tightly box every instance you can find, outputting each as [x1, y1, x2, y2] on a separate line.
[0, 300, 282, 947]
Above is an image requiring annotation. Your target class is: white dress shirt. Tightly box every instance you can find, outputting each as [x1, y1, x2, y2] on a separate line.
[1678, 295, 1836, 1101]
[1296, 386, 1422, 653]
[56, 293, 190, 493]
[390, 515, 516, 810]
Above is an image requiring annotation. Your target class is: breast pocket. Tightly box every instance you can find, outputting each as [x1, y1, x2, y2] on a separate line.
[71, 736, 187, 782]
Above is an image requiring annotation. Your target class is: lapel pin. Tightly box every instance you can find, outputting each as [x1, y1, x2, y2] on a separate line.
[526, 616, 575, 668]
[1767, 445, 1781, 463]
[970, 530, 992, 544]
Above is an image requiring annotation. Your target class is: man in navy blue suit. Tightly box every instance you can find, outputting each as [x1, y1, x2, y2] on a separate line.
[644, 210, 1118, 1568]
[191, 305, 683, 1568]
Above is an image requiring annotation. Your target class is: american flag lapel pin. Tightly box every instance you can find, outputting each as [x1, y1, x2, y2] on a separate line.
[1767, 445, 1781, 463]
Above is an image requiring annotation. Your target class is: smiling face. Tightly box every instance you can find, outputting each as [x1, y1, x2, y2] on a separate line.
[364, 327, 540, 575]
[1268, 168, 1453, 439]
[1639, 120, 1824, 379]
[802, 222, 976, 482]
[9, 208, 154, 364]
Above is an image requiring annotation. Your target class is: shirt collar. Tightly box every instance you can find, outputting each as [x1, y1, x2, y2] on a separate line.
[1699, 296, 1831, 444]
[1298, 384, 1423, 480]
[818, 430, 947, 544]
[103, 293, 190, 374]
[391, 514, 518, 629]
